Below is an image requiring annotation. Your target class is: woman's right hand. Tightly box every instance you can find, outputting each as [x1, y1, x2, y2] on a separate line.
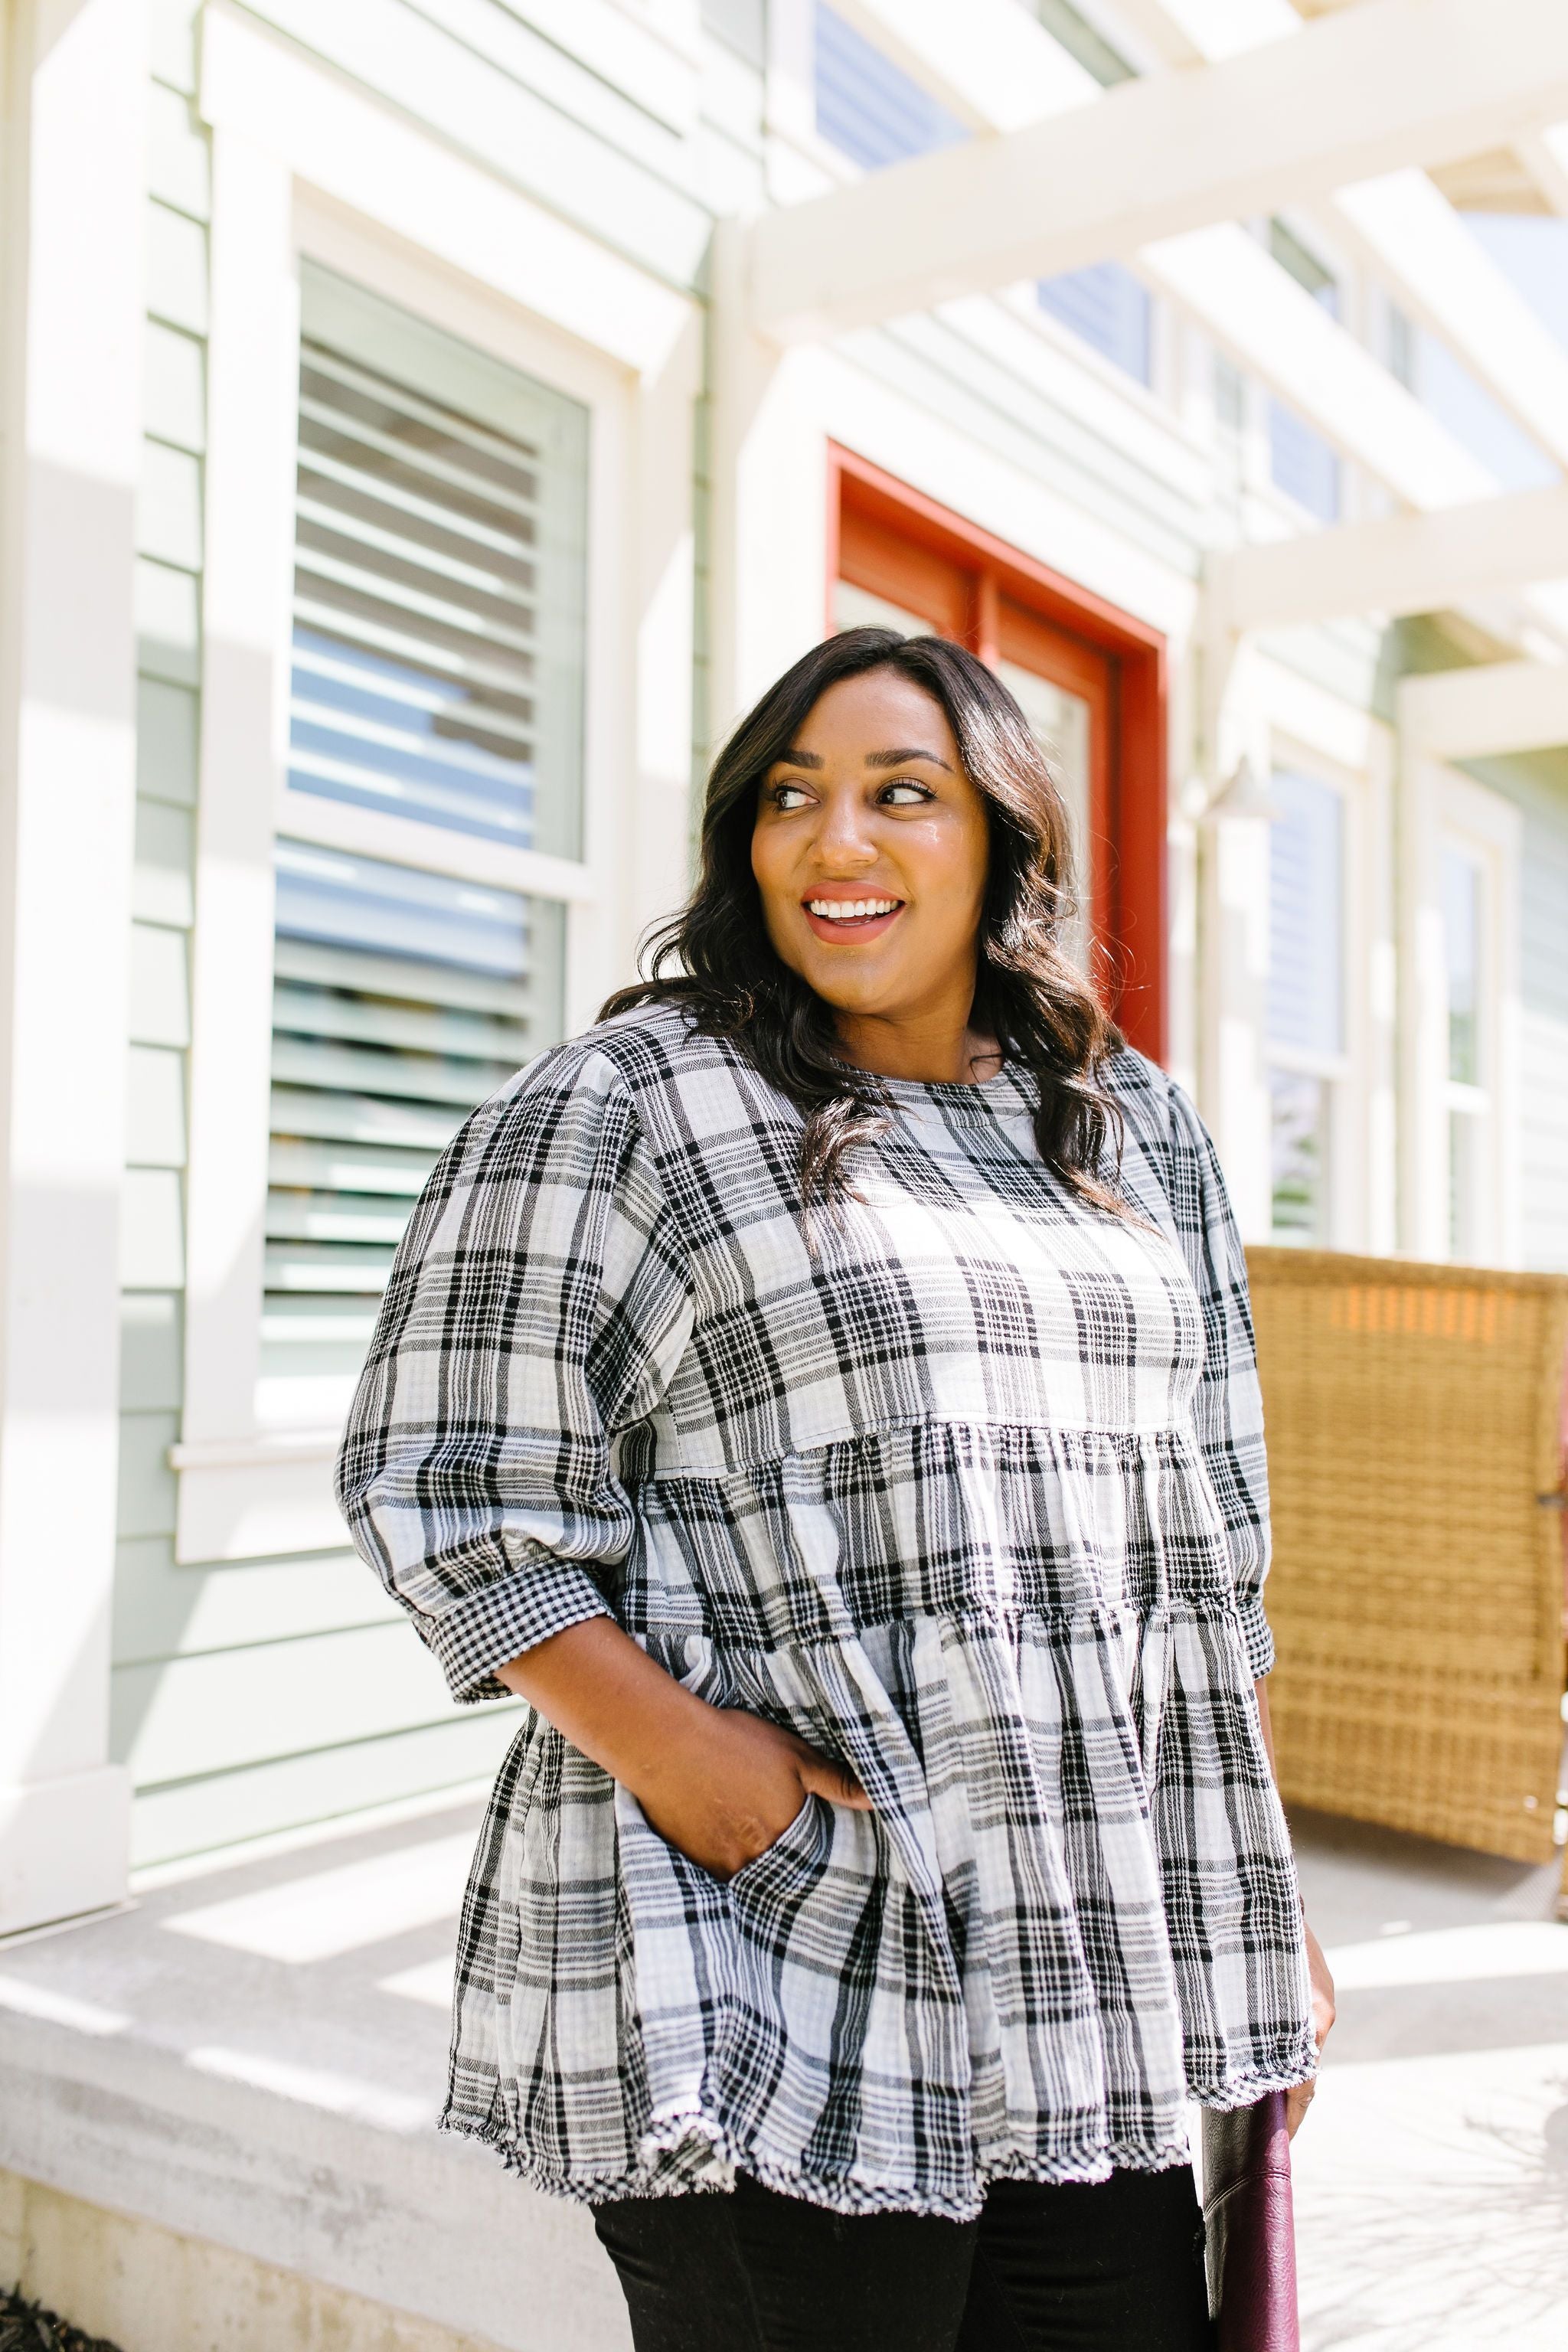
[637, 1702, 872, 1881]
[495, 1615, 871, 1883]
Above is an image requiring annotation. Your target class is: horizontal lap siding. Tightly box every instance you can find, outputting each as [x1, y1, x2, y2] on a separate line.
[242, 0, 711, 290]
[834, 312, 1210, 579]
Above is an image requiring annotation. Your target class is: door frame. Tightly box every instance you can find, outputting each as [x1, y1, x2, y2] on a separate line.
[826, 445, 1168, 1063]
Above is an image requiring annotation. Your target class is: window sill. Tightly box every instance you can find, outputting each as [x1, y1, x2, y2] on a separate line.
[169, 1431, 345, 1565]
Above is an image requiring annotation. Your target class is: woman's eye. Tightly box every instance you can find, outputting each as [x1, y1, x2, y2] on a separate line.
[881, 781, 932, 806]
[768, 782, 813, 811]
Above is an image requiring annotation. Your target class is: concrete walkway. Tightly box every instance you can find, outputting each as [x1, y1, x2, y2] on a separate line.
[1291, 1810, 1568, 2352]
[1, 1794, 1564, 2350]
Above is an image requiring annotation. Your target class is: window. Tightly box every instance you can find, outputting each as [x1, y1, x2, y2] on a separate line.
[1266, 220, 1341, 523]
[1037, 265, 1152, 386]
[263, 266, 587, 1430]
[813, 4, 966, 171]
[1268, 769, 1345, 1243]
[1443, 843, 1487, 1261]
[995, 658, 1094, 971]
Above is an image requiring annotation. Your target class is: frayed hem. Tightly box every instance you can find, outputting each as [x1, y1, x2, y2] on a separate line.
[1186, 2045, 1318, 2112]
[438, 2106, 1197, 2223]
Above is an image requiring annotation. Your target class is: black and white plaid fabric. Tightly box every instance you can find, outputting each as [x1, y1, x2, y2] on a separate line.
[337, 1004, 1315, 2218]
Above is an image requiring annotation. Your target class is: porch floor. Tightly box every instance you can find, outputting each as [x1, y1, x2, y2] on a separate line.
[1, 1793, 1563, 2351]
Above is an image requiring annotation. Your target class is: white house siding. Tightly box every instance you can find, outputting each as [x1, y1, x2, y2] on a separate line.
[243, 0, 712, 289]
[833, 310, 1212, 580]
[103, 0, 1568, 1870]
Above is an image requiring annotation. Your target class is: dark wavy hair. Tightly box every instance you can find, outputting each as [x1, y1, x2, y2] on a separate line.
[602, 627, 1129, 1215]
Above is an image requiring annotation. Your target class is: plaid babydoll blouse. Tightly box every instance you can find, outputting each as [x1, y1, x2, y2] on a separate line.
[336, 1003, 1315, 2218]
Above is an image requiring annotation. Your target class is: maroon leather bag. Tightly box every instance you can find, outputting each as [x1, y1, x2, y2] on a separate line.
[1200, 2091, 1300, 2352]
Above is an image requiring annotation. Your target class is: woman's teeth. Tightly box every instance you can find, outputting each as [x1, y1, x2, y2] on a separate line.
[806, 899, 900, 920]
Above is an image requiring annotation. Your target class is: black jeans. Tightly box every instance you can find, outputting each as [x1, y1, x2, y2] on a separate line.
[593, 2164, 1214, 2351]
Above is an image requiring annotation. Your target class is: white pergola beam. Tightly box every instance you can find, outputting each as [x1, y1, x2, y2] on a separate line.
[1400, 659, 1568, 758]
[748, 0, 1568, 342]
[1334, 172, 1568, 466]
[1057, 0, 1568, 479]
[1524, 122, 1568, 213]
[1209, 481, 1568, 632]
[1142, 222, 1492, 509]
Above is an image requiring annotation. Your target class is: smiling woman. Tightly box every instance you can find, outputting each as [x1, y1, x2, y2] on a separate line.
[337, 628, 1332, 2352]
[611, 629, 1129, 1216]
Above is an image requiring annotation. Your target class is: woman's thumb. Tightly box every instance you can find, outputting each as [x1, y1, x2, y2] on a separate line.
[801, 1751, 873, 1810]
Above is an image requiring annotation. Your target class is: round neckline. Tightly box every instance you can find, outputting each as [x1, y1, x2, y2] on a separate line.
[868, 1061, 1026, 1108]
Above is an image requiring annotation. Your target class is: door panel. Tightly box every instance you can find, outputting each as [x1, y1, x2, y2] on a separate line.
[838, 505, 970, 639]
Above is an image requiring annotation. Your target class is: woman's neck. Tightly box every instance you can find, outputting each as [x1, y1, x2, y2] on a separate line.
[834, 1010, 1003, 1086]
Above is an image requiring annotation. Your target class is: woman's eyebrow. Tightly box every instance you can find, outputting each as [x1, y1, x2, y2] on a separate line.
[866, 746, 955, 773]
[775, 748, 825, 769]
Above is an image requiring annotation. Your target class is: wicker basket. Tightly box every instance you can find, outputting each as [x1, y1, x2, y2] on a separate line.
[1246, 1249, 1568, 1868]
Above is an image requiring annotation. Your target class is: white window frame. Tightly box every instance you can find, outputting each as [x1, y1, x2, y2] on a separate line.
[1263, 750, 1354, 1248]
[174, 16, 700, 1562]
[1438, 772, 1522, 1266]
[1203, 647, 1394, 1255]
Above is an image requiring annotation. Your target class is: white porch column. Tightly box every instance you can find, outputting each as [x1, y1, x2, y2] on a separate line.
[628, 312, 703, 959]
[0, 0, 147, 1934]
[706, 219, 827, 751]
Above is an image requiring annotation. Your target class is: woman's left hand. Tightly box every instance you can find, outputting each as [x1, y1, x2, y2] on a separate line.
[1286, 1917, 1336, 2136]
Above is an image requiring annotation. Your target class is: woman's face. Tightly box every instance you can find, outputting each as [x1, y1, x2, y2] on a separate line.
[750, 668, 991, 1036]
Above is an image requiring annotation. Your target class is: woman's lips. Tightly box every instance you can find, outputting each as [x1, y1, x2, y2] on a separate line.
[800, 898, 905, 943]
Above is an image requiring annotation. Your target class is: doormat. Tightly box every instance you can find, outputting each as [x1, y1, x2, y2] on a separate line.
[0, 2293, 122, 2352]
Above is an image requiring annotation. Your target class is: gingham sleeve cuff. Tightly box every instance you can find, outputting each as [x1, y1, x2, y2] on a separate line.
[419, 1562, 615, 1706]
[1236, 1591, 1276, 1680]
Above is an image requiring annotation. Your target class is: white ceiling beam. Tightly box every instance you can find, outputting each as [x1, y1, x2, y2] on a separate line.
[747, 0, 1568, 342]
[1209, 481, 1568, 631]
[1399, 658, 1568, 756]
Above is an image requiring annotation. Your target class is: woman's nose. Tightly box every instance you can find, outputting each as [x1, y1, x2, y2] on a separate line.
[812, 794, 879, 869]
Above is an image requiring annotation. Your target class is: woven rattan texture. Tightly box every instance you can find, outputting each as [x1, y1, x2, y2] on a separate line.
[1247, 1250, 1568, 1865]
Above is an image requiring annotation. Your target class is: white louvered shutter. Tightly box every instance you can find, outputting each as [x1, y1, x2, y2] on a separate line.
[262, 269, 586, 1432]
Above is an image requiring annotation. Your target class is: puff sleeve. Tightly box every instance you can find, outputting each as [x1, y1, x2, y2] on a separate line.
[335, 1040, 694, 1704]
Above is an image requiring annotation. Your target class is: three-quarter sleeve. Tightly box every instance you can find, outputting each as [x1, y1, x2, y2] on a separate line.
[335, 1041, 694, 1704]
[1163, 1082, 1276, 1677]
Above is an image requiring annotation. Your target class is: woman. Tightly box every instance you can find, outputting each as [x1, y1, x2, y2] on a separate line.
[338, 629, 1334, 2350]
